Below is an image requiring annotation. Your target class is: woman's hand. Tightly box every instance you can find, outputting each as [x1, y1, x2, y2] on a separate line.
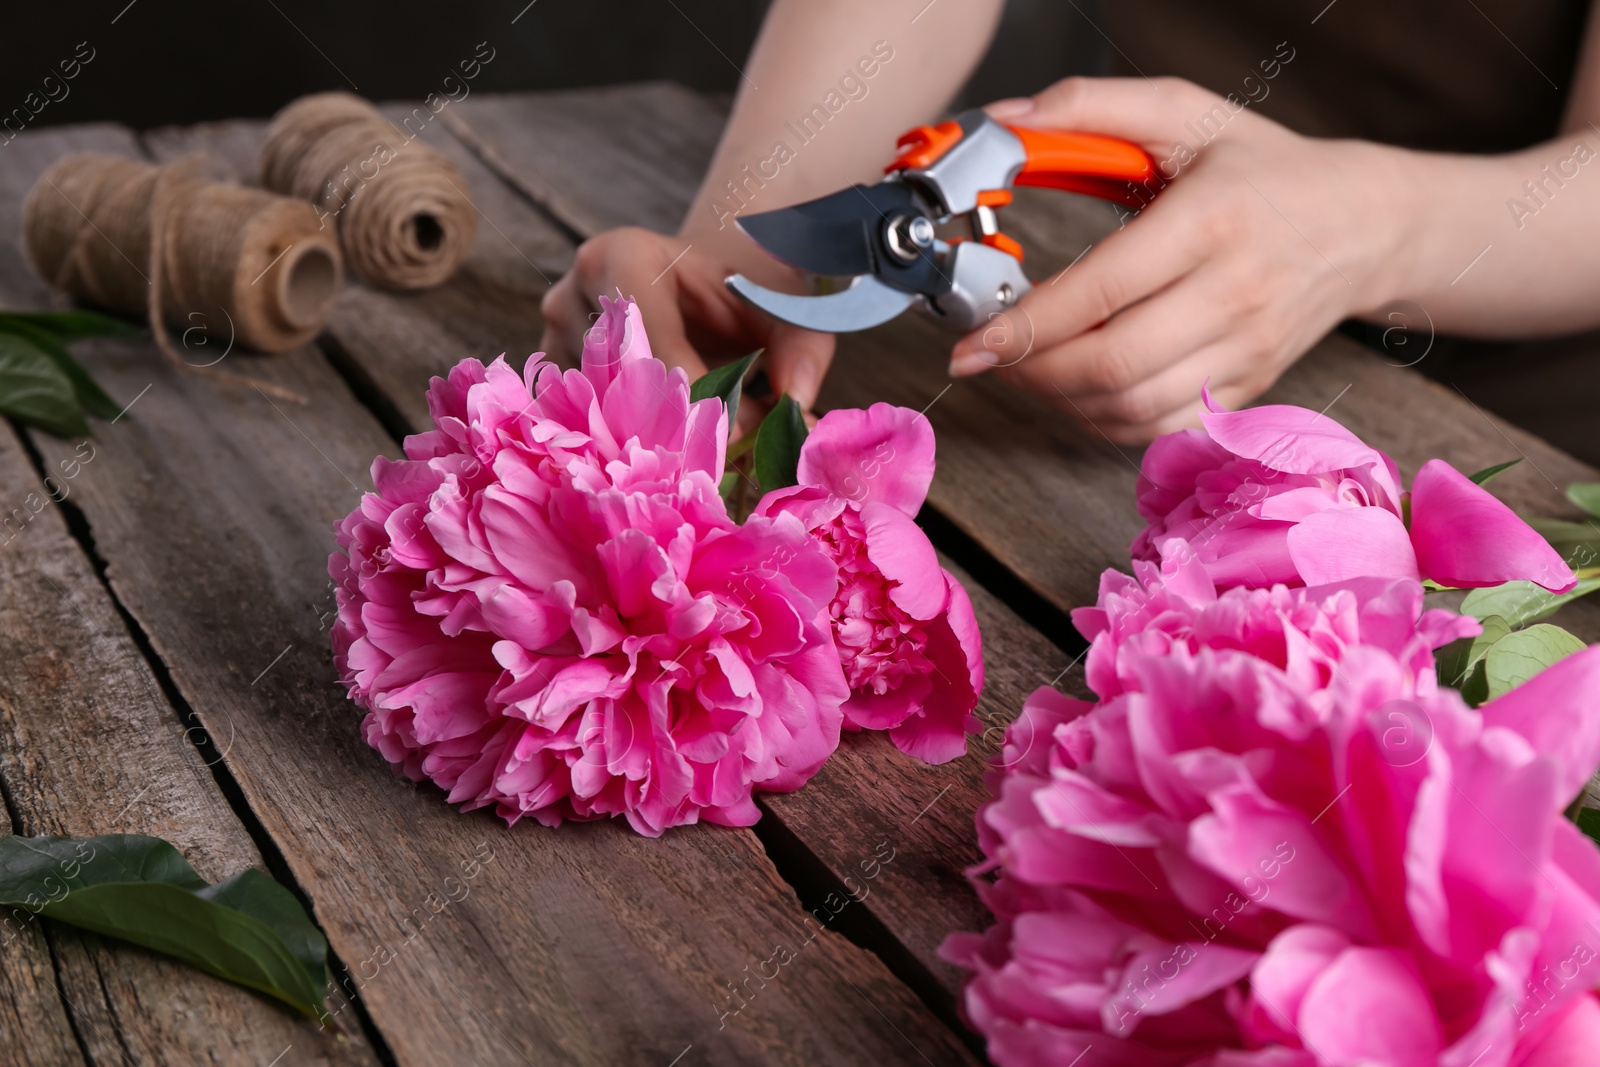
[539, 227, 836, 422]
[949, 76, 1421, 443]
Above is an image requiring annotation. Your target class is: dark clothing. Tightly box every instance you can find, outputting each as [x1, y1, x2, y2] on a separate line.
[1101, 0, 1600, 462]
[1102, 0, 1590, 153]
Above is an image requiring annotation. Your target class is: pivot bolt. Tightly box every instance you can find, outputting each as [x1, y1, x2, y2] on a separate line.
[885, 213, 936, 262]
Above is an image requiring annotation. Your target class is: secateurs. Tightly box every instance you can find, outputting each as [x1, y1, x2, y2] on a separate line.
[726, 108, 1158, 333]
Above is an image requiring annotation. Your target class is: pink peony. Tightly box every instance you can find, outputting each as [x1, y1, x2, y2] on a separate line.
[1070, 549, 1479, 704]
[944, 556, 1600, 1066]
[330, 296, 848, 836]
[756, 403, 983, 764]
[1133, 390, 1575, 594]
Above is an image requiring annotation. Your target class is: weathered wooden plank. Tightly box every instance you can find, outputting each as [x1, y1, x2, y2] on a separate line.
[758, 552, 1083, 1012]
[0, 125, 376, 1067]
[3, 122, 980, 1066]
[451, 83, 1600, 646]
[0, 801, 85, 1067]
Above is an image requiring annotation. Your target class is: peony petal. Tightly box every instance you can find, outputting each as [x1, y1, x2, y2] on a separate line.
[1298, 947, 1442, 1063]
[860, 501, 946, 619]
[1199, 393, 1389, 476]
[1189, 786, 1377, 940]
[1135, 428, 1236, 525]
[581, 292, 651, 393]
[1479, 645, 1600, 803]
[1285, 506, 1419, 585]
[1410, 459, 1576, 592]
[796, 403, 935, 515]
[1103, 941, 1258, 1027]
[1517, 992, 1600, 1067]
[1241, 925, 1349, 1045]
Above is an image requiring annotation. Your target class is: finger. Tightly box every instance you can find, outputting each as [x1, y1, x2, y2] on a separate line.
[550, 231, 710, 378]
[762, 323, 836, 411]
[989, 76, 1235, 152]
[992, 270, 1236, 399]
[1052, 348, 1262, 445]
[949, 200, 1208, 374]
[538, 271, 590, 363]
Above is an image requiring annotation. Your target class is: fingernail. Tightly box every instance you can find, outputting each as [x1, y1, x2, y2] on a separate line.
[949, 351, 994, 378]
[788, 360, 819, 409]
[984, 97, 1035, 120]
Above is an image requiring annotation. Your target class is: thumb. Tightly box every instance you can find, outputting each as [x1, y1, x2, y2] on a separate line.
[762, 322, 836, 413]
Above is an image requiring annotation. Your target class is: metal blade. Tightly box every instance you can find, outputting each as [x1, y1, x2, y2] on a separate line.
[725, 273, 915, 333]
[735, 182, 922, 278]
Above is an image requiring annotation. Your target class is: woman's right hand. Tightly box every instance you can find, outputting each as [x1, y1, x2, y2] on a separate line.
[539, 226, 836, 422]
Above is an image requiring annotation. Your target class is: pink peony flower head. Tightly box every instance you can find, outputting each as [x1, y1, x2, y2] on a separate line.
[945, 558, 1600, 1066]
[756, 403, 983, 764]
[1133, 388, 1575, 594]
[330, 295, 848, 836]
[1070, 548, 1480, 703]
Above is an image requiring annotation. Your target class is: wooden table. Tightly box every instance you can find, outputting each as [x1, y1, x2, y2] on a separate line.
[0, 83, 1596, 1067]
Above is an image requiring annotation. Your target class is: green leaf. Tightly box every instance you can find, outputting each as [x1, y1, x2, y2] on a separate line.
[1436, 614, 1512, 707]
[1567, 483, 1600, 521]
[1482, 623, 1586, 701]
[1467, 458, 1522, 486]
[753, 393, 807, 493]
[0, 319, 120, 421]
[1577, 807, 1600, 848]
[0, 309, 141, 341]
[0, 835, 327, 1018]
[1529, 517, 1600, 572]
[1459, 576, 1600, 629]
[718, 469, 740, 502]
[0, 335, 88, 438]
[690, 350, 760, 432]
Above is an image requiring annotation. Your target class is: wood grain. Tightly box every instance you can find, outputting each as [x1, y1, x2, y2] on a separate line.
[1, 122, 979, 1066]
[0, 800, 85, 1067]
[0, 125, 376, 1067]
[759, 552, 1084, 1015]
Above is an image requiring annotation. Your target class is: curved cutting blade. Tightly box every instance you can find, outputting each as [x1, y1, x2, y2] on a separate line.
[735, 182, 923, 278]
[726, 273, 915, 333]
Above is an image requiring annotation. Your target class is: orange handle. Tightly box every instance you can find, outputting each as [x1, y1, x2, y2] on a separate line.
[1006, 127, 1158, 208]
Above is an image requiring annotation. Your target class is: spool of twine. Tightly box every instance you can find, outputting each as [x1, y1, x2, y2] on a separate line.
[23, 154, 341, 397]
[261, 92, 476, 290]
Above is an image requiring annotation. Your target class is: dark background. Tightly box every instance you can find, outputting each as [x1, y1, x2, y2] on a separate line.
[3, 0, 1108, 132]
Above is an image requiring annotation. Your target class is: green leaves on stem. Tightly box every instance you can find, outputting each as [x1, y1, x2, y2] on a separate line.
[0, 834, 327, 1018]
[753, 393, 807, 494]
[0, 310, 136, 437]
[690, 353, 810, 508]
[689, 349, 759, 431]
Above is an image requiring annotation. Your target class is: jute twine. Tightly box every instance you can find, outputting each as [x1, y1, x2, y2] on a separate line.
[261, 92, 476, 290]
[23, 153, 343, 402]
